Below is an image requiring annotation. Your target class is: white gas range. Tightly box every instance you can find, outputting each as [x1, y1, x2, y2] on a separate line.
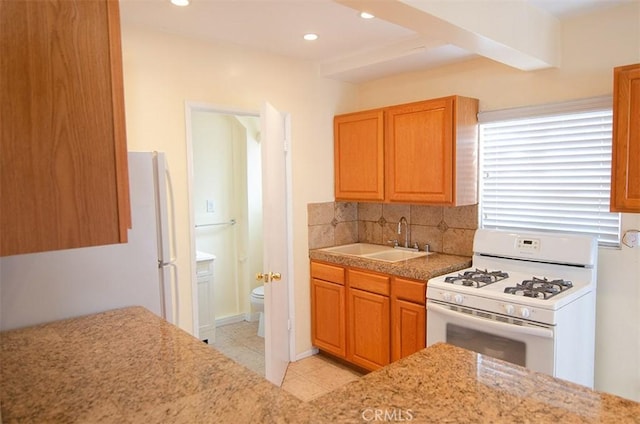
[427, 229, 598, 388]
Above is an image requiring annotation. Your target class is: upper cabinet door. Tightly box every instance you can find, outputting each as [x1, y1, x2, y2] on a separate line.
[385, 98, 454, 204]
[611, 63, 640, 213]
[1, 0, 130, 256]
[334, 110, 385, 201]
[333, 96, 478, 206]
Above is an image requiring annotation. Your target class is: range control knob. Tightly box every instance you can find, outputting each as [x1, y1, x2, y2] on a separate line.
[442, 292, 452, 302]
[504, 304, 515, 315]
[454, 294, 464, 304]
[520, 308, 531, 318]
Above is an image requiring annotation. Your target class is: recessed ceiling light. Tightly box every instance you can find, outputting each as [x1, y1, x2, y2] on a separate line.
[171, 0, 189, 6]
[303, 33, 318, 41]
[360, 11, 375, 19]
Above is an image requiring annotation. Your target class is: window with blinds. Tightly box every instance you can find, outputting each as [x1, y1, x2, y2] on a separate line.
[478, 97, 621, 247]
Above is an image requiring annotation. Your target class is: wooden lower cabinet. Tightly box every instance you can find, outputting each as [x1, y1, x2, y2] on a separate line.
[391, 277, 427, 362]
[311, 278, 346, 357]
[347, 287, 390, 370]
[310, 260, 426, 370]
[310, 261, 346, 358]
[391, 299, 426, 361]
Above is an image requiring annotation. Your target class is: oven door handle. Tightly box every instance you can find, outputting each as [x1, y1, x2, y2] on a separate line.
[427, 303, 554, 339]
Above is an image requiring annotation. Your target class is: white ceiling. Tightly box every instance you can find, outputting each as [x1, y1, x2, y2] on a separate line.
[119, 0, 634, 83]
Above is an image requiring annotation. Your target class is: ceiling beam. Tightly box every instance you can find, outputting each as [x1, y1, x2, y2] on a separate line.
[319, 35, 446, 79]
[336, 0, 561, 71]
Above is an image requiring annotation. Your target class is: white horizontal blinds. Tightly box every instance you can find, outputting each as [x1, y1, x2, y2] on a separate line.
[480, 105, 621, 247]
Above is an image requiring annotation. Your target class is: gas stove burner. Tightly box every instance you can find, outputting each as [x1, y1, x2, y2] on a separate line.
[503, 277, 573, 300]
[444, 268, 509, 288]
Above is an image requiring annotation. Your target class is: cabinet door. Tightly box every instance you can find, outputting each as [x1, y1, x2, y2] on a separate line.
[311, 278, 347, 358]
[385, 98, 454, 204]
[611, 63, 640, 212]
[334, 110, 385, 201]
[391, 298, 426, 362]
[348, 287, 390, 371]
[198, 275, 215, 342]
[1, 0, 130, 256]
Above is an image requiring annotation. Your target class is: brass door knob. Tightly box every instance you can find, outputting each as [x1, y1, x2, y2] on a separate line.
[255, 272, 282, 283]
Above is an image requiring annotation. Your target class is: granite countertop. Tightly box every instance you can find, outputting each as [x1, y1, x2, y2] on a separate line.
[0, 307, 304, 423]
[2, 307, 639, 423]
[309, 247, 472, 281]
[307, 344, 640, 423]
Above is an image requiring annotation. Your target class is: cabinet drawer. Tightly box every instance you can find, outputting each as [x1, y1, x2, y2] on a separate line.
[392, 277, 425, 305]
[196, 260, 213, 276]
[348, 269, 390, 296]
[311, 261, 345, 285]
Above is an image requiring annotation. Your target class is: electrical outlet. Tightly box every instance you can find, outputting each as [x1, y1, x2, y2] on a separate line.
[622, 230, 639, 248]
[206, 200, 215, 213]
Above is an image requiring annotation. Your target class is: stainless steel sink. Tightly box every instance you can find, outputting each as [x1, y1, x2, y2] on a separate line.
[319, 243, 431, 263]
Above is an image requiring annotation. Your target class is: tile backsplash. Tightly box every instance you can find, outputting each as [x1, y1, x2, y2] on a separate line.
[307, 202, 477, 257]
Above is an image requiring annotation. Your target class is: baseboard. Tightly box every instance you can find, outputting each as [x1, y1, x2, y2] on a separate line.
[294, 347, 319, 362]
[215, 314, 245, 327]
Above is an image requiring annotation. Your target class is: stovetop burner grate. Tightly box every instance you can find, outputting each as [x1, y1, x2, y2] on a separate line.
[444, 268, 509, 288]
[503, 277, 573, 300]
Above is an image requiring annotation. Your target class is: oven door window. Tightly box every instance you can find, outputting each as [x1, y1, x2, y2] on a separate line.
[447, 323, 526, 366]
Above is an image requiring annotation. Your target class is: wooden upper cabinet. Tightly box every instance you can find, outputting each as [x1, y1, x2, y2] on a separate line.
[334, 109, 385, 201]
[386, 96, 479, 205]
[333, 95, 478, 205]
[1, 0, 130, 256]
[611, 63, 640, 212]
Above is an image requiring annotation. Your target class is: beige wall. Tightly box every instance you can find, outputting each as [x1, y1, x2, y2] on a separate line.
[353, 3, 640, 401]
[121, 1, 639, 401]
[355, 3, 639, 111]
[121, 25, 358, 356]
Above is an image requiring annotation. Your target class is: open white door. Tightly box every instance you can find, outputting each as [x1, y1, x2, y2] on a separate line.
[260, 102, 291, 386]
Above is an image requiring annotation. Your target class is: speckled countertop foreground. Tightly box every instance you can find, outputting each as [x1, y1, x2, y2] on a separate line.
[0, 307, 303, 423]
[308, 248, 472, 281]
[2, 307, 639, 423]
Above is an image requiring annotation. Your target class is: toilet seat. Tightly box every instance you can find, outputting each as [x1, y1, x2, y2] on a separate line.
[251, 286, 264, 299]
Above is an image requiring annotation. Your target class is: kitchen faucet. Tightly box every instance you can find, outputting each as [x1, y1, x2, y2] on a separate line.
[397, 216, 409, 248]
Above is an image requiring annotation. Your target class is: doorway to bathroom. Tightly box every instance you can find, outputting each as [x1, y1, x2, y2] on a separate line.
[190, 109, 263, 339]
[186, 102, 293, 385]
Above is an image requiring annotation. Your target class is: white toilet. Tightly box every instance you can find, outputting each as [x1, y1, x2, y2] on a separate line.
[250, 285, 265, 338]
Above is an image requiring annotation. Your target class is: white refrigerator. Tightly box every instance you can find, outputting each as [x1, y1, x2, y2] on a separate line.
[0, 152, 178, 331]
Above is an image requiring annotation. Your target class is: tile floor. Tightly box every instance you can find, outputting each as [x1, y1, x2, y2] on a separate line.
[210, 320, 266, 376]
[210, 320, 364, 401]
